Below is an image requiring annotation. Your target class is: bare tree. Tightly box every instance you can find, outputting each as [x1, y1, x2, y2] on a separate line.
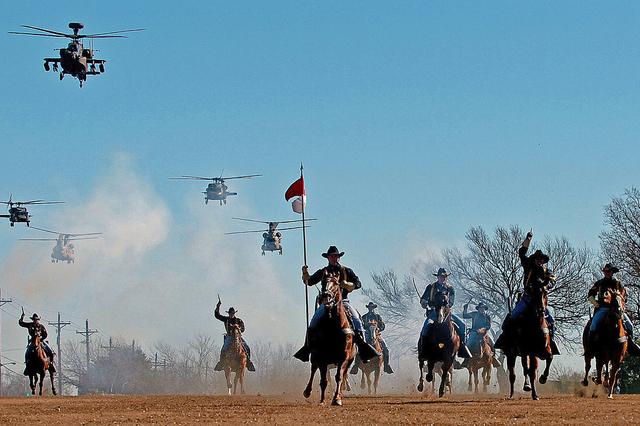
[444, 225, 595, 345]
[600, 188, 640, 322]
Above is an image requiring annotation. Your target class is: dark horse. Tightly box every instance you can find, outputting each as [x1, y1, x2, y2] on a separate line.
[303, 272, 356, 406]
[25, 331, 56, 396]
[581, 289, 627, 399]
[417, 292, 460, 397]
[502, 289, 553, 400]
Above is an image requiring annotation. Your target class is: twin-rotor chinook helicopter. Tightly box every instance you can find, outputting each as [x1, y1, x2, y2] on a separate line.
[20, 227, 102, 263]
[226, 218, 315, 255]
[169, 173, 261, 205]
[9, 23, 144, 87]
[0, 197, 64, 227]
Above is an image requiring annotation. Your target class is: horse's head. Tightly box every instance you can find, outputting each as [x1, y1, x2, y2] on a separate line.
[607, 290, 625, 320]
[365, 319, 378, 344]
[321, 272, 342, 309]
[228, 323, 242, 339]
[432, 292, 450, 324]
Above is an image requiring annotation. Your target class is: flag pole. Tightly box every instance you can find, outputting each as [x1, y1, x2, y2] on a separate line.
[300, 163, 309, 328]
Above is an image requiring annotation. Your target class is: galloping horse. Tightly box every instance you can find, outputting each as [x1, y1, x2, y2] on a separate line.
[354, 318, 383, 395]
[503, 289, 553, 400]
[25, 331, 56, 396]
[465, 330, 494, 393]
[417, 292, 460, 397]
[581, 289, 627, 399]
[303, 272, 356, 406]
[221, 323, 247, 395]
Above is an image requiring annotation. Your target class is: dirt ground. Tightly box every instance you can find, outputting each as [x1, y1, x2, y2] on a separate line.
[1, 392, 639, 425]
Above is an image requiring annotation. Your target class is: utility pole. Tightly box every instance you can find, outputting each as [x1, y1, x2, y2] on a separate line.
[0, 288, 12, 397]
[76, 319, 97, 392]
[100, 337, 113, 352]
[48, 312, 71, 395]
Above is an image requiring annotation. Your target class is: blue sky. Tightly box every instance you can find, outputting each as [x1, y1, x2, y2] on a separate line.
[1, 2, 640, 351]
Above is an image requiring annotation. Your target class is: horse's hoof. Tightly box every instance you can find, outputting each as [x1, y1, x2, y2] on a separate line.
[303, 389, 311, 399]
[523, 384, 532, 392]
[608, 395, 613, 400]
[539, 375, 547, 384]
[532, 395, 540, 401]
[438, 391, 445, 398]
[331, 399, 343, 406]
[417, 383, 423, 392]
[426, 373, 433, 383]
[581, 379, 588, 387]
[52, 389, 57, 396]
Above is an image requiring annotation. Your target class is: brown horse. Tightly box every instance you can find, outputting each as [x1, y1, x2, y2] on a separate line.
[466, 330, 494, 393]
[353, 319, 383, 395]
[581, 290, 627, 399]
[417, 292, 460, 397]
[221, 323, 247, 395]
[503, 290, 553, 400]
[303, 273, 356, 406]
[25, 331, 56, 396]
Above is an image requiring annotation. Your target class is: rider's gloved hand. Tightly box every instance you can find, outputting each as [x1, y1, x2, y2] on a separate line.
[302, 266, 310, 283]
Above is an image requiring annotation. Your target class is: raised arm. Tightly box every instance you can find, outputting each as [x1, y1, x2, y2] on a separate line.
[214, 303, 228, 322]
[462, 303, 473, 319]
[519, 231, 533, 266]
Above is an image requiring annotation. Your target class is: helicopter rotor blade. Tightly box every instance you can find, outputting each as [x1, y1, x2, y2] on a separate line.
[8, 32, 69, 38]
[23, 201, 65, 205]
[67, 236, 101, 241]
[276, 225, 312, 232]
[84, 28, 146, 37]
[67, 232, 102, 237]
[19, 238, 58, 241]
[221, 174, 262, 180]
[20, 25, 70, 37]
[225, 229, 268, 235]
[168, 176, 215, 181]
[28, 226, 60, 235]
[231, 218, 269, 224]
[81, 35, 128, 39]
[274, 218, 317, 224]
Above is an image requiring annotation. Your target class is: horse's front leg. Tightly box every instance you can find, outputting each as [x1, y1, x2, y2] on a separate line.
[539, 356, 552, 384]
[507, 354, 516, 399]
[224, 368, 232, 395]
[426, 359, 435, 383]
[467, 366, 473, 392]
[39, 372, 44, 396]
[233, 371, 239, 395]
[582, 355, 592, 387]
[332, 361, 346, 406]
[608, 361, 621, 399]
[373, 367, 380, 395]
[360, 369, 366, 390]
[417, 359, 425, 392]
[319, 364, 329, 405]
[529, 356, 539, 400]
[521, 356, 531, 392]
[303, 363, 317, 399]
[594, 358, 604, 385]
[439, 361, 452, 398]
[474, 368, 480, 393]
[29, 375, 36, 395]
[483, 365, 490, 393]
[50, 369, 57, 395]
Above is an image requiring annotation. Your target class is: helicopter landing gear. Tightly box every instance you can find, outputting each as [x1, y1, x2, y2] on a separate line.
[219, 200, 223, 206]
[205, 198, 208, 205]
[27, 221, 30, 227]
[223, 199, 227, 205]
[10, 222, 14, 227]
[51, 259, 55, 263]
[99, 63, 105, 73]
[44, 61, 50, 71]
[59, 72, 64, 81]
[79, 79, 83, 88]
[279, 249, 283, 255]
[53, 63, 58, 72]
[262, 251, 265, 256]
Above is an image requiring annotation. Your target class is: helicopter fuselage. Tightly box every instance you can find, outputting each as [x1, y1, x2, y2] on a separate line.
[44, 41, 105, 85]
[204, 182, 237, 204]
[8, 206, 30, 226]
[51, 239, 75, 263]
[261, 231, 283, 255]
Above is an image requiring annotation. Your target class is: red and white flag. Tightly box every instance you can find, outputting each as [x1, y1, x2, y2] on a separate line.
[285, 176, 305, 214]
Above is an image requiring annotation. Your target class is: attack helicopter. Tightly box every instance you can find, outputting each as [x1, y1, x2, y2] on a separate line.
[20, 227, 102, 264]
[226, 218, 315, 255]
[9, 23, 144, 87]
[169, 173, 261, 205]
[0, 197, 64, 227]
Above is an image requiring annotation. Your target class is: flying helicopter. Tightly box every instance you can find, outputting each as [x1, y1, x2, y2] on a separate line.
[0, 196, 64, 227]
[9, 23, 144, 87]
[169, 173, 262, 205]
[226, 218, 315, 255]
[20, 227, 102, 263]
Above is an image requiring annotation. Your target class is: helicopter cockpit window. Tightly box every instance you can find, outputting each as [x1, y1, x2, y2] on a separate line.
[67, 43, 77, 52]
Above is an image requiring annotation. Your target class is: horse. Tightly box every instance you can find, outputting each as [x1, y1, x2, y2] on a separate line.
[352, 318, 383, 395]
[581, 289, 627, 399]
[502, 287, 553, 400]
[417, 292, 460, 397]
[25, 331, 56, 396]
[465, 329, 494, 393]
[220, 323, 247, 395]
[303, 272, 356, 406]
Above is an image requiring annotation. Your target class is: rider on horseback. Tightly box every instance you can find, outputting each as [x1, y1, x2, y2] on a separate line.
[495, 231, 559, 353]
[294, 246, 380, 363]
[214, 301, 256, 372]
[587, 263, 640, 356]
[420, 268, 472, 359]
[457, 301, 501, 368]
[361, 302, 394, 374]
[19, 313, 55, 373]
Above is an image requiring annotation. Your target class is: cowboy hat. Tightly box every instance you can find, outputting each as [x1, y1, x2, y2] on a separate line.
[365, 302, 377, 309]
[432, 267, 450, 277]
[602, 263, 620, 273]
[322, 246, 344, 258]
[30, 313, 40, 321]
[476, 302, 488, 310]
[531, 249, 550, 263]
[226, 307, 237, 314]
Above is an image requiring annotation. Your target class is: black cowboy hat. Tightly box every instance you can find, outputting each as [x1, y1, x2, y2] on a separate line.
[602, 263, 620, 273]
[322, 246, 344, 258]
[476, 302, 488, 310]
[365, 302, 377, 309]
[226, 307, 237, 314]
[30, 313, 40, 321]
[432, 267, 450, 277]
[531, 249, 550, 263]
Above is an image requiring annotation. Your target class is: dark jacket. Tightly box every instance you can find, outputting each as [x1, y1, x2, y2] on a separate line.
[588, 277, 626, 306]
[214, 306, 245, 334]
[421, 281, 455, 309]
[307, 264, 361, 300]
[18, 319, 48, 343]
[519, 246, 550, 292]
[362, 311, 385, 331]
[463, 309, 492, 332]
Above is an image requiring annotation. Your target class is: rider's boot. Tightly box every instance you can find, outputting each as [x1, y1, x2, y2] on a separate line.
[549, 327, 561, 355]
[494, 314, 512, 350]
[458, 344, 472, 359]
[382, 346, 394, 374]
[293, 335, 310, 362]
[350, 355, 360, 374]
[354, 331, 380, 363]
[453, 358, 468, 370]
[246, 358, 256, 372]
[49, 353, 57, 373]
[626, 329, 640, 356]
